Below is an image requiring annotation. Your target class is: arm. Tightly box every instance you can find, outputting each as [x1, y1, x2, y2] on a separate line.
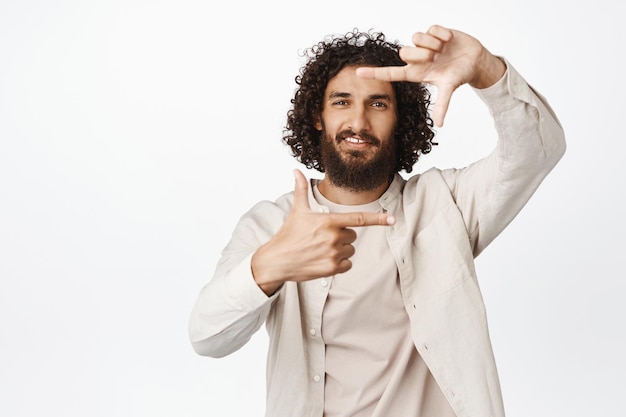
[441, 61, 566, 255]
[189, 171, 395, 357]
[188, 202, 284, 358]
[359, 25, 565, 255]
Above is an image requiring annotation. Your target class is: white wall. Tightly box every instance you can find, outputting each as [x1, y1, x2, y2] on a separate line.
[1, 0, 623, 416]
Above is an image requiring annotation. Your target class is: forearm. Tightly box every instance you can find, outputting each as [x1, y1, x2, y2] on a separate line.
[477, 59, 566, 172]
[188, 202, 287, 358]
[444, 59, 566, 255]
[188, 253, 277, 358]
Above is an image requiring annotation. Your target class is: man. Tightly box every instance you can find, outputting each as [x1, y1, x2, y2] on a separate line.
[189, 25, 565, 417]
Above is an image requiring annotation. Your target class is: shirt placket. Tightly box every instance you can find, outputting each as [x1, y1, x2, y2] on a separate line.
[302, 199, 332, 416]
[301, 274, 331, 416]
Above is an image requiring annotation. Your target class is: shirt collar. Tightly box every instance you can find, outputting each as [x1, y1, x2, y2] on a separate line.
[307, 173, 405, 212]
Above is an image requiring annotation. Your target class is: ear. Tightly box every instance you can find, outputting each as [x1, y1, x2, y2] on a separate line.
[314, 115, 323, 131]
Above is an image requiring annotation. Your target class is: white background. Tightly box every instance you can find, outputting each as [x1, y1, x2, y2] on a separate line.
[1, 0, 624, 416]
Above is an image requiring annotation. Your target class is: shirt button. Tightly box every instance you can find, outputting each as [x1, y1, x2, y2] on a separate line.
[309, 328, 317, 336]
[313, 374, 321, 382]
[320, 279, 328, 287]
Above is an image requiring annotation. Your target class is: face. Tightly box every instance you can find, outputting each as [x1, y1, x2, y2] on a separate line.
[315, 65, 398, 192]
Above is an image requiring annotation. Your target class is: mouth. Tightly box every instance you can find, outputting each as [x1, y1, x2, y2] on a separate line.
[344, 136, 370, 145]
[337, 131, 380, 150]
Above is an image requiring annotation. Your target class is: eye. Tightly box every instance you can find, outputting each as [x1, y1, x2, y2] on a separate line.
[371, 101, 388, 108]
[332, 100, 349, 106]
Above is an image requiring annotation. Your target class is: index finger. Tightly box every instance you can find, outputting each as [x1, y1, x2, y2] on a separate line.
[356, 65, 409, 82]
[328, 211, 396, 228]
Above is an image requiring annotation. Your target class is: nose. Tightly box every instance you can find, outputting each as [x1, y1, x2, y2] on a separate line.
[348, 104, 370, 134]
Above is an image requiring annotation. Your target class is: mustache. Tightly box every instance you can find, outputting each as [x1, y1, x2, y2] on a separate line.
[335, 130, 381, 147]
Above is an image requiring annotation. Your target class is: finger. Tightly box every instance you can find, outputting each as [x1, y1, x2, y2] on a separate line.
[432, 84, 455, 127]
[335, 258, 353, 274]
[410, 32, 445, 53]
[399, 46, 436, 64]
[335, 243, 356, 260]
[356, 65, 408, 82]
[329, 211, 395, 228]
[292, 169, 311, 211]
[337, 228, 358, 245]
[426, 25, 453, 42]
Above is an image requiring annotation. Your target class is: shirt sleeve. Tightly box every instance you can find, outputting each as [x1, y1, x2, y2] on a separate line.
[188, 201, 285, 358]
[440, 58, 566, 256]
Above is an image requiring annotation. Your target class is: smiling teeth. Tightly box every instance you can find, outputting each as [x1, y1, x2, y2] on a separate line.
[345, 137, 365, 144]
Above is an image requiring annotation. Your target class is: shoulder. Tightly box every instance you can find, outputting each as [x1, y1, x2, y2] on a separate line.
[403, 167, 453, 195]
[223, 192, 293, 250]
[238, 191, 293, 228]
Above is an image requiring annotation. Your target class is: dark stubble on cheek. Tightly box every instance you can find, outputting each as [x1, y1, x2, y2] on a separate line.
[320, 130, 397, 192]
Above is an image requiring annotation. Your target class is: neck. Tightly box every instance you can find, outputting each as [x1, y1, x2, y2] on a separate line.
[317, 176, 392, 205]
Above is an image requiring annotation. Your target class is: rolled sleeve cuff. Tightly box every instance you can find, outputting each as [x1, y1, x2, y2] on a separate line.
[473, 57, 537, 115]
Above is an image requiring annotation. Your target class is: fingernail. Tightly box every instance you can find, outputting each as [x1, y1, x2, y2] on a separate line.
[387, 215, 396, 225]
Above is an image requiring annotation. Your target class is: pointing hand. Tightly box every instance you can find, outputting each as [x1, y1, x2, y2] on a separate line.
[251, 170, 395, 295]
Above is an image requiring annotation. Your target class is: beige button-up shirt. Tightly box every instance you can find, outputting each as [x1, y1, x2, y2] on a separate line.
[189, 60, 566, 417]
[313, 190, 457, 417]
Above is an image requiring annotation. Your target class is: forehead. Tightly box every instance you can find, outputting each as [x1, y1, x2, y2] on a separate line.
[324, 65, 395, 98]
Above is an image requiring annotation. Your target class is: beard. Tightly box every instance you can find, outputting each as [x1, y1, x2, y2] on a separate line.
[320, 129, 397, 192]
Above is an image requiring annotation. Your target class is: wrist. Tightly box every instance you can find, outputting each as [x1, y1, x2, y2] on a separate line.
[251, 247, 285, 296]
[469, 52, 506, 89]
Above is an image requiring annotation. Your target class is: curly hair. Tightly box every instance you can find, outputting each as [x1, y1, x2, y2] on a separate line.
[283, 29, 436, 174]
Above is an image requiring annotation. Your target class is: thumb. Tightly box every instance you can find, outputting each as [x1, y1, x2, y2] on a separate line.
[432, 84, 454, 127]
[292, 169, 311, 211]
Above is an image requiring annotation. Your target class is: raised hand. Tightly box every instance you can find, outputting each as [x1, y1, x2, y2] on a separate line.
[356, 25, 506, 127]
[251, 170, 395, 295]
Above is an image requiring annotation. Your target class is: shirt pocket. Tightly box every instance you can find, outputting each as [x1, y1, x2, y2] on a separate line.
[411, 204, 477, 296]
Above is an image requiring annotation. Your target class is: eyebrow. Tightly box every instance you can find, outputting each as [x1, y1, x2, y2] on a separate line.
[369, 93, 393, 101]
[328, 92, 351, 99]
[328, 92, 393, 101]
